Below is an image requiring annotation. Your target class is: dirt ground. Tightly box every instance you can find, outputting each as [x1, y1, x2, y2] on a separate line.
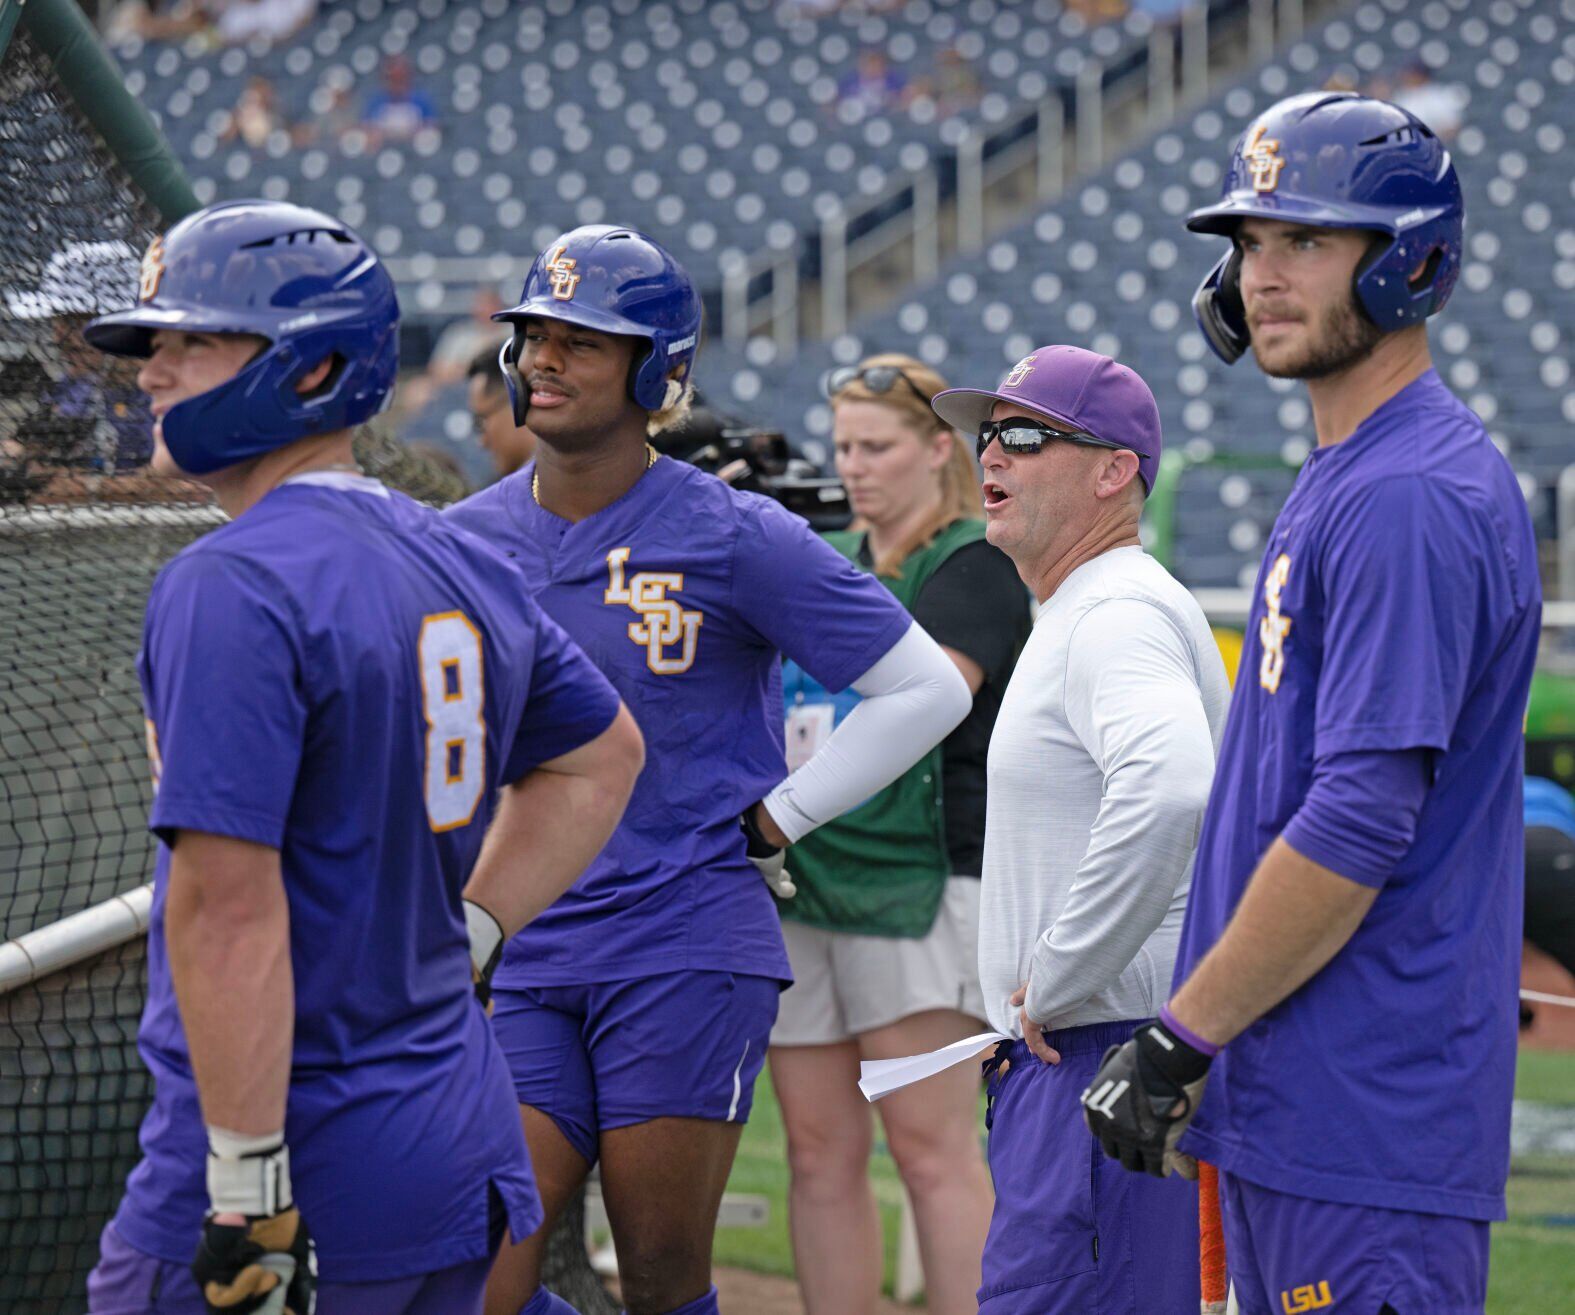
[1522, 944, 1575, 1050]
[714, 1268, 916, 1313]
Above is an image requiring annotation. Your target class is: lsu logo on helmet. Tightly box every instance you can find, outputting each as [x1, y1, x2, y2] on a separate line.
[545, 246, 581, 301]
[1243, 124, 1286, 193]
[139, 236, 165, 302]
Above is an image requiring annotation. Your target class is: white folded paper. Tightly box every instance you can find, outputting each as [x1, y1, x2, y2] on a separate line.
[857, 1030, 1009, 1102]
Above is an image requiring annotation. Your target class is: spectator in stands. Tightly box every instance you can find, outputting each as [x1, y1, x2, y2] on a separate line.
[466, 346, 537, 479]
[362, 55, 438, 144]
[837, 50, 909, 115]
[220, 76, 293, 150]
[399, 288, 506, 415]
[1389, 61, 1466, 140]
[429, 288, 507, 387]
[913, 46, 982, 116]
[771, 355, 1027, 1315]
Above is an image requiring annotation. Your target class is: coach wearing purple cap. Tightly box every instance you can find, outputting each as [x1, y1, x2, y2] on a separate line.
[931, 346, 1229, 1313]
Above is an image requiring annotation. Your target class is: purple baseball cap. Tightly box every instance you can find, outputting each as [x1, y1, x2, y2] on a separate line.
[931, 344, 1163, 492]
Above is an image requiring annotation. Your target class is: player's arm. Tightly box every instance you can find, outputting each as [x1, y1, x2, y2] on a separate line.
[1083, 747, 1429, 1179]
[165, 831, 293, 1142]
[141, 552, 315, 1311]
[165, 831, 315, 1298]
[752, 619, 971, 848]
[463, 704, 644, 951]
[1016, 599, 1216, 1060]
[1166, 837, 1378, 1044]
[460, 609, 640, 994]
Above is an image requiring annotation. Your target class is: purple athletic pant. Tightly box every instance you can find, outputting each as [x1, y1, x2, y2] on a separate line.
[978, 1026, 1200, 1314]
[1217, 1171, 1490, 1315]
[87, 1222, 494, 1315]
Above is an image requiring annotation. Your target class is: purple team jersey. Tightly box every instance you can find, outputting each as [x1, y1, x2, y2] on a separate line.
[117, 474, 622, 1281]
[1173, 371, 1541, 1221]
[445, 456, 913, 988]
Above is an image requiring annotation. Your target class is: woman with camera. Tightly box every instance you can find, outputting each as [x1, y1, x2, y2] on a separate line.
[771, 354, 1031, 1315]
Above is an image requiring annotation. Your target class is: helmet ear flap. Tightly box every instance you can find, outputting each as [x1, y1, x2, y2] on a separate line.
[499, 331, 528, 426]
[1193, 247, 1250, 365]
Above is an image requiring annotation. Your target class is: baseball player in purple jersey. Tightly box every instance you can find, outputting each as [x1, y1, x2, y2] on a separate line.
[80, 201, 644, 1315]
[1081, 94, 1540, 1314]
[443, 226, 971, 1315]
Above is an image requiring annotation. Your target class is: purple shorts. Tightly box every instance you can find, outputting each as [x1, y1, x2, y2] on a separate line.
[87, 1221, 495, 1315]
[1218, 1171, 1490, 1315]
[489, 970, 779, 1165]
[979, 1026, 1200, 1315]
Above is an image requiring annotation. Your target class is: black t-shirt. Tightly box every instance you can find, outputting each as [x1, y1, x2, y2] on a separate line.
[857, 534, 1032, 876]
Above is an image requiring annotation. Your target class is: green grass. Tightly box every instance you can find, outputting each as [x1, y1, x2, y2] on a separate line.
[713, 1051, 1575, 1311]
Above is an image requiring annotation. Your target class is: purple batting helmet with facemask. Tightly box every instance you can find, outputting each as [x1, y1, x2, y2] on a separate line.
[1186, 91, 1464, 364]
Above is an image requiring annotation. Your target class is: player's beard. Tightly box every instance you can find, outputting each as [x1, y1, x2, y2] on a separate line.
[1251, 286, 1385, 380]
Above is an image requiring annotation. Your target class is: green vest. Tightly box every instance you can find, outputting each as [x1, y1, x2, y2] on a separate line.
[784, 518, 986, 938]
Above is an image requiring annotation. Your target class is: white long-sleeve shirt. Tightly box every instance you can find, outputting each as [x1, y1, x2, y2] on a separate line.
[979, 546, 1230, 1036]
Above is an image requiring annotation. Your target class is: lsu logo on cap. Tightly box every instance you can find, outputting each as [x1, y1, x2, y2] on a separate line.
[545, 245, 581, 301]
[1003, 355, 1036, 389]
[139, 236, 165, 302]
[1244, 123, 1286, 193]
[1280, 1280, 1332, 1313]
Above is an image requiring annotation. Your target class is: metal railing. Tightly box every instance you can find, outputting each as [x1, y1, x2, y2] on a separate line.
[721, 0, 1289, 353]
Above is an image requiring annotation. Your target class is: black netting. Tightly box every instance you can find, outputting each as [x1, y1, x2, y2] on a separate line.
[0, 27, 466, 1312]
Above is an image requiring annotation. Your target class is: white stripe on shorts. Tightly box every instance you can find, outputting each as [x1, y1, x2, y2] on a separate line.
[727, 1041, 750, 1121]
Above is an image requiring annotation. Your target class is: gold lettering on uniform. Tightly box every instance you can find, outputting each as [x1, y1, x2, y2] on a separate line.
[139, 236, 165, 302]
[545, 245, 581, 301]
[604, 548, 703, 675]
[1259, 553, 1292, 694]
[1281, 1281, 1333, 1313]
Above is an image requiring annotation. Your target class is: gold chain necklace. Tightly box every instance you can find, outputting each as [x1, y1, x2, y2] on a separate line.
[533, 444, 659, 505]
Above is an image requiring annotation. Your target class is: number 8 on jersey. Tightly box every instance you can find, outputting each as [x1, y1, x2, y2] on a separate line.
[419, 611, 486, 831]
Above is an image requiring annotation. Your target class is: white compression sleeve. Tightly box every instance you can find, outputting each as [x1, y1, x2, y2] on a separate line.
[763, 621, 971, 845]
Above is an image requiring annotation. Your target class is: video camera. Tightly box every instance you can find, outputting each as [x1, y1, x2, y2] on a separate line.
[655, 398, 851, 532]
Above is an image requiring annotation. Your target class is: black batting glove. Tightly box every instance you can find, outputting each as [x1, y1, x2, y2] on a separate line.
[463, 898, 505, 1009]
[1080, 1017, 1212, 1180]
[741, 804, 795, 899]
[193, 1208, 316, 1315]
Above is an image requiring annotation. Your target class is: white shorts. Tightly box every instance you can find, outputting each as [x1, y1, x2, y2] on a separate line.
[771, 876, 987, 1046]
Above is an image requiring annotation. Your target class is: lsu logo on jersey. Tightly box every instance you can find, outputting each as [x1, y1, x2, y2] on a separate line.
[1280, 1281, 1333, 1313]
[1003, 354, 1037, 389]
[545, 245, 581, 301]
[604, 548, 702, 674]
[139, 236, 165, 302]
[1244, 123, 1287, 193]
[1258, 553, 1292, 694]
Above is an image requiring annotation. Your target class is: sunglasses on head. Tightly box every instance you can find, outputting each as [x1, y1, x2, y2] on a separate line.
[823, 364, 931, 405]
[974, 419, 1144, 463]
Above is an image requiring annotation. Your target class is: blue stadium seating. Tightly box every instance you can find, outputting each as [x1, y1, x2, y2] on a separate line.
[692, 0, 1574, 586]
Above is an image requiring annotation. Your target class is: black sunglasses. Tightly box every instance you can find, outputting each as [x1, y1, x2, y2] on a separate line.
[975, 419, 1144, 463]
[823, 364, 931, 405]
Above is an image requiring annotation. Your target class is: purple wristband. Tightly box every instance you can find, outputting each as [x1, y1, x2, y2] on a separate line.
[1159, 1004, 1220, 1058]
